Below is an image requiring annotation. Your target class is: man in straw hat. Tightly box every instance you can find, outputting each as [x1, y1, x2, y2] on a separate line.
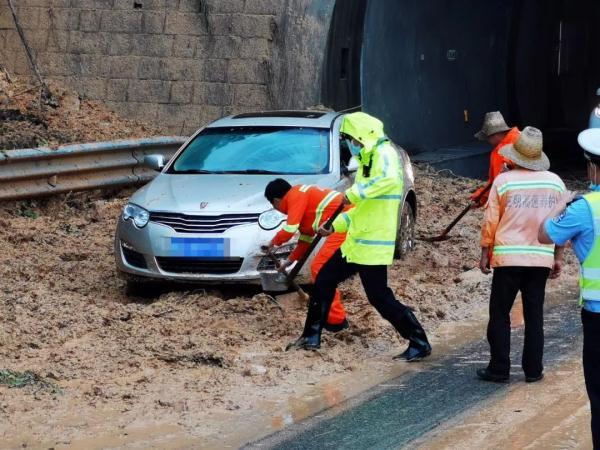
[539, 127, 600, 447]
[471, 111, 520, 206]
[477, 126, 566, 383]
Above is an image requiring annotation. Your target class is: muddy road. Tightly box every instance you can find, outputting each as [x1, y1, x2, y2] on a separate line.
[0, 167, 583, 449]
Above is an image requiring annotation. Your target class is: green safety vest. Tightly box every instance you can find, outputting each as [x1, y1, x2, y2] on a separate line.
[580, 191, 600, 305]
[333, 112, 403, 265]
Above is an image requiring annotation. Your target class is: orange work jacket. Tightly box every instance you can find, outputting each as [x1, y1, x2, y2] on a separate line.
[271, 185, 347, 261]
[471, 127, 520, 206]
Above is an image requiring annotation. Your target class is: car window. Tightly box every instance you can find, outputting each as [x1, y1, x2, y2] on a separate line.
[168, 126, 330, 175]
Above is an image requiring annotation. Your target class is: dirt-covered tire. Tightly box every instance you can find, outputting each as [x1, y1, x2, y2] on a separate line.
[395, 201, 415, 259]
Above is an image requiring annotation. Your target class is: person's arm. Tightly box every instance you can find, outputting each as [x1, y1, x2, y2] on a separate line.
[549, 245, 565, 279]
[479, 182, 501, 274]
[329, 208, 354, 234]
[345, 150, 401, 204]
[271, 191, 308, 246]
[538, 191, 576, 244]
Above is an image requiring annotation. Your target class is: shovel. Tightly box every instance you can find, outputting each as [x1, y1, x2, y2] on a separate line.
[260, 202, 345, 299]
[418, 183, 491, 242]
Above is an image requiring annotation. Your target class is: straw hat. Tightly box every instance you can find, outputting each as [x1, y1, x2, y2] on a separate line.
[474, 111, 511, 141]
[499, 126, 550, 171]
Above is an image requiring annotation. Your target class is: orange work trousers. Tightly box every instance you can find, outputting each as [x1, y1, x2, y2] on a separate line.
[310, 232, 347, 325]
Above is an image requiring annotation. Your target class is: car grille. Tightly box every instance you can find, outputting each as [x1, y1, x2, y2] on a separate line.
[156, 257, 244, 274]
[149, 212, 259, 233]
[122, 245, 148, 269]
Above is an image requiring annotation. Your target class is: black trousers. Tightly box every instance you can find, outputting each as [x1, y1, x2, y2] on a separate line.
[582, 308, 600, 449]
[312, 249, 424, 342]
[487, 266, 550, 377]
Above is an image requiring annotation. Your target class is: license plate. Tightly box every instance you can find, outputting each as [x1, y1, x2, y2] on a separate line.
[169, 237, 229, 257]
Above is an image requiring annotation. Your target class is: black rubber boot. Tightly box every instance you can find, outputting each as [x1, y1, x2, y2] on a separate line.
[393, 309, 432, 362]
[286, 298, 324, 351]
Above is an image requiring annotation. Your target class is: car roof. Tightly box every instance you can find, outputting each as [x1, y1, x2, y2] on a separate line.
[206, 110, 343, 129]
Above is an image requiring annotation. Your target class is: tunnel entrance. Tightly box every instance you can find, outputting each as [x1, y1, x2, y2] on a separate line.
[324, 0, 600, 175]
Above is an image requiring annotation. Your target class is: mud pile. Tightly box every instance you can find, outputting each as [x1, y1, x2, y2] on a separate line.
[0, 167, 581, 445]
[0, 71, 164, 150]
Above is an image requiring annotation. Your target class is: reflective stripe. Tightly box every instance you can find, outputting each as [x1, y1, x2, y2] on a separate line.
[355, 239, 396, 246]
[312, 191, 341, 231]
[283, 223, 299, 233]
[582, 268, 600, 279]
[341, 213, 351, 226]
[299, 184, 311, 192]
[493, 245, 554, 256]
[497, 181, 565, 195]
[299, 234, 314, 243]
[354, 153, 390, 198]
[374, 194, 402, 200]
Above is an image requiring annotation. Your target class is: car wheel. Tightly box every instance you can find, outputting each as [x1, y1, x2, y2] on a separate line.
[395, 201, 415, 259]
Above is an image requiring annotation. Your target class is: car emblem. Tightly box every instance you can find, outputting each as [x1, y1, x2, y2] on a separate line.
[200, 202, 208, 209]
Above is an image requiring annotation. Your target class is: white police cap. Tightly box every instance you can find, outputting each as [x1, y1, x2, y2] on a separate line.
[578, 128, 600, 156]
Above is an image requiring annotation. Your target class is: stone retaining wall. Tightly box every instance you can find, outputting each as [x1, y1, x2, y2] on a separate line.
[0, 0, 334, 134]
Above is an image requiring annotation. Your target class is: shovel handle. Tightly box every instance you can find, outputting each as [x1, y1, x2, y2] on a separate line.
[438, 183, 493, 236]
[287, 200, 346, 281]
[265, 251, 309, 302]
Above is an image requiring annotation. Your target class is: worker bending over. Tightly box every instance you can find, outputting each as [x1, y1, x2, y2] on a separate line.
[471, 111, 519, 206]
[289, 112, 431, 362]
[265, 180, 349, 332]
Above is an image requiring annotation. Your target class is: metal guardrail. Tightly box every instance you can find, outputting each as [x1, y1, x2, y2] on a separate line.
[0, 136, 188, 200]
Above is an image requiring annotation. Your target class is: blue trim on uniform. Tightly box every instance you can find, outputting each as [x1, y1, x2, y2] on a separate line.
[342, 213, 351, 226]
[355, 239, 396, 246]
[545, 185, 600, 312]
[374, 194, 402, 200]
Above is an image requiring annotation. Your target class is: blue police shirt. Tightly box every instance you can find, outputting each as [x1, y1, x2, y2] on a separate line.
[544, 185, 600, 312]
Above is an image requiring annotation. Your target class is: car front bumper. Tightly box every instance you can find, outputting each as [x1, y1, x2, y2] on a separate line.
[114, 217, 306, 284]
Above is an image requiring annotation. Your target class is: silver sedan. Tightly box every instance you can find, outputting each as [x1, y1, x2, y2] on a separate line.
[114, 111, 417, 295]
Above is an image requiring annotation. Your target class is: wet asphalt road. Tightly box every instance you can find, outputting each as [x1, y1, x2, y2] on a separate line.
[245, 301, 583, 450]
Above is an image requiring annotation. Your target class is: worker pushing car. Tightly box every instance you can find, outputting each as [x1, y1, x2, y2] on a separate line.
[264, 179, 350, 332]
[287, 111, 431, 361]
[471, 111, 520, 206]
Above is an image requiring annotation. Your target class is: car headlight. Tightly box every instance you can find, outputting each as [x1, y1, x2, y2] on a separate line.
[258, 209, 286, 230]
[122, 203, 150, 228]
[595, 106, 600, 119]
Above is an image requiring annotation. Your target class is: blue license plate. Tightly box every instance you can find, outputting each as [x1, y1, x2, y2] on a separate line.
[170, 238, 229, 257]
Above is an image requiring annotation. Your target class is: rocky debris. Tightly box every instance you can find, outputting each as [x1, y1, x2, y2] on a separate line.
[0, 71, 164, 150]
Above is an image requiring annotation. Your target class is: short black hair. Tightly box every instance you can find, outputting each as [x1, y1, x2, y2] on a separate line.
[265, 178, 292, 203]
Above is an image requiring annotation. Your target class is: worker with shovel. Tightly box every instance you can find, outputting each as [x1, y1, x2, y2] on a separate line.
[419, 111, 519, 243]
[288, 112, 432, 362]
[264, 179, 350, 332]
[471, 111, 519, 206]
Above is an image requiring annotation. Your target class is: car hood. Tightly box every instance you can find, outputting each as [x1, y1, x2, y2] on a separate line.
[130, 173, 333, 214]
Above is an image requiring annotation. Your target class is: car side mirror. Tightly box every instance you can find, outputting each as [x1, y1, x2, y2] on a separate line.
[346, 156, 359, 173]
[144, 154, 165, 171]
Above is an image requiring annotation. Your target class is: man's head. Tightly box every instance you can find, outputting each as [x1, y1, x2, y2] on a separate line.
[264, 178, 291, 211]
[475, 111, 511, 145]
[578, 128, 600, 185]
[339, 112, 385, 154]
[487, 130, 509, 147]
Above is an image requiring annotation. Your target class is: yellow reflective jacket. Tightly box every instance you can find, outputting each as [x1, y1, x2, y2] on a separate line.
[333, 112, 403, 265]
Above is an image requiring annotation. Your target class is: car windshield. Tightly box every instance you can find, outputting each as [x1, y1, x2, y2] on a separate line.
[168, 126, 330, 175]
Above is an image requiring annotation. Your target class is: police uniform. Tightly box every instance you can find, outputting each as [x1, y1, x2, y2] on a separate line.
[544, 127, 600, 448]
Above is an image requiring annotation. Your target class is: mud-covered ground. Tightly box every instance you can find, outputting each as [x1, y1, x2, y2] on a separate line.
[0, 165, 583, 448]
[0, 72, 164, 150]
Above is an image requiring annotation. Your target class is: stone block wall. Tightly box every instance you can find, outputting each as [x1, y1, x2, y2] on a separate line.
[0, 0, 334, 135]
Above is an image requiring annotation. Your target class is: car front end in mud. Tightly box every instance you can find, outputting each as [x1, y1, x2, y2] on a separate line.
[114, 208, 299, 285]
